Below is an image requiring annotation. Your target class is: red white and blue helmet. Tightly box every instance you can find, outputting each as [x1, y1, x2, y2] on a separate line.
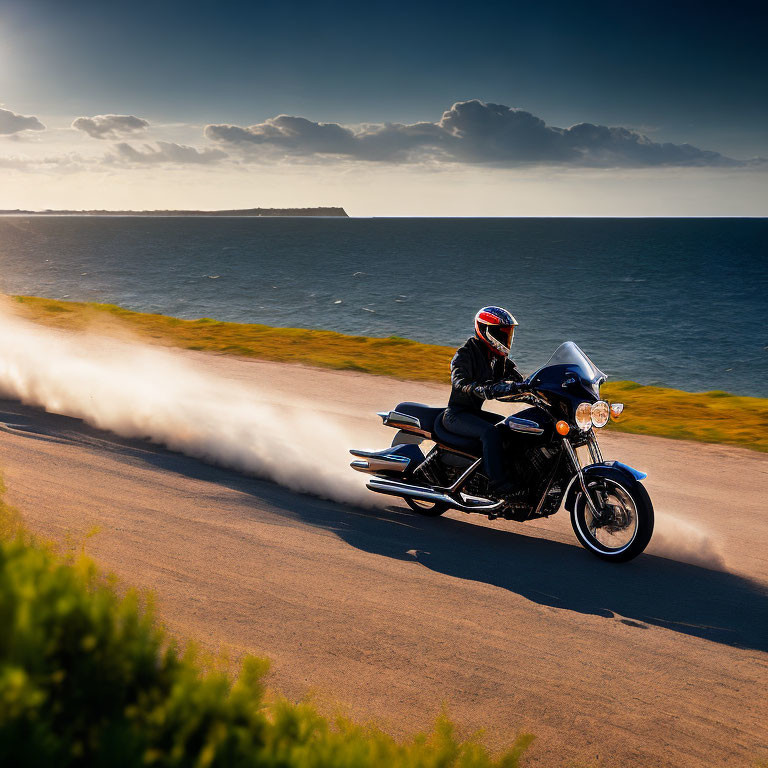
[474, 306, 518, 357]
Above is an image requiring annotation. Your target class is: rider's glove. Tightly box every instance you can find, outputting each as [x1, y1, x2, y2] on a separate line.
[475, 381, 527, 400]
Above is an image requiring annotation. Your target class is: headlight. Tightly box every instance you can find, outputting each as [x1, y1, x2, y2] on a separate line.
[591, 400, 610, 428]
[575, 402, 593, 431]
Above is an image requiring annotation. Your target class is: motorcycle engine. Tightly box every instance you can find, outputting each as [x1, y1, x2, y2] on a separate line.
[412, 444, 561, 512]
[512, 444, 555, 490]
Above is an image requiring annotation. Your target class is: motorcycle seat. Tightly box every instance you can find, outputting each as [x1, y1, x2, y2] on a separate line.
[433, 412, 483, 456]
[392, 402, 445, 434]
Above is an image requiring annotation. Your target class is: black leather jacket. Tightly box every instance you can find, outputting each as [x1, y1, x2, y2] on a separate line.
[448, 336, 524, 411]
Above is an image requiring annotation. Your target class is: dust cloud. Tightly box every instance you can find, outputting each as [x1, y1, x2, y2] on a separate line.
[649, 513, 727, 571]
[0, 303, 731, 569]
[0, 304, 376, 506]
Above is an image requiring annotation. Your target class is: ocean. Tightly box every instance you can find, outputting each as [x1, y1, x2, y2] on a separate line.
[0, 216, 765, 397]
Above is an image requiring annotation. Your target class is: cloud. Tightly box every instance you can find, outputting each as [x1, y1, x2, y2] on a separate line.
[0, 153, 85, 173]
[0, 140, 226, 175]
[204, 115, 443, 162]
[109, 140, 227, 165]
[72, 114, 150, 139]
[0, 107, 45, 135]
[205, 100, 753, 168]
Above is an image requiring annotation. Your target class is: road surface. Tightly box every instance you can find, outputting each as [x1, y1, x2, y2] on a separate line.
[1, 354, 766, 767]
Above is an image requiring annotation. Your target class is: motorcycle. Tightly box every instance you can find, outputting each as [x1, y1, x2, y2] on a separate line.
[350, 342, 654, 562]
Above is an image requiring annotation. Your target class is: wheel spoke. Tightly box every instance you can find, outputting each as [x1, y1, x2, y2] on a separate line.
[584, 481, 638, 551]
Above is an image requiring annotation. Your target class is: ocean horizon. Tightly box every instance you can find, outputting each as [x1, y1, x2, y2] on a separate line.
[1, 215, 765, 397]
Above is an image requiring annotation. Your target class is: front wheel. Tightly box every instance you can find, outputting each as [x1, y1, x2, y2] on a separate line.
[571, 475, 654, 562]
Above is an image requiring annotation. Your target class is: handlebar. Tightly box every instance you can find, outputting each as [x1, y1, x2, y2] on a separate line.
[494, 380, 531, 402]
[496, 383, 548, 407]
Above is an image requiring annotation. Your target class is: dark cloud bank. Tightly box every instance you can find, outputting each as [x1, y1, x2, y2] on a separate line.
[205, 100, 757, 168]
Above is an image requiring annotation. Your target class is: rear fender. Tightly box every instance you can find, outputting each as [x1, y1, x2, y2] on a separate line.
[563, 462, 647, 513]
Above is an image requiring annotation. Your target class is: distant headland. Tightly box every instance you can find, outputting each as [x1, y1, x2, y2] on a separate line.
[0, 207, 348, 217]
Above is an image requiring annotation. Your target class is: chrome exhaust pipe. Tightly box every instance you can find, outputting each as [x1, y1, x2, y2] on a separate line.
[366, 477, 450, 503]
[366, 477, 504, 513]
[349, 449, 410, 474]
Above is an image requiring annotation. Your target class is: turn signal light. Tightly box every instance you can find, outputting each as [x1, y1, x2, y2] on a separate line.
[610, 403, 624, 421]
[555, 420, 570, 436]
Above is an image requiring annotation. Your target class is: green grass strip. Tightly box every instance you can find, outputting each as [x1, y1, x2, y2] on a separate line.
[12, 295, 768, 453]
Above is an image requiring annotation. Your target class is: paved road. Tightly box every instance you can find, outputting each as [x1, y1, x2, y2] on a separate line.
[1, 355, 766, 767]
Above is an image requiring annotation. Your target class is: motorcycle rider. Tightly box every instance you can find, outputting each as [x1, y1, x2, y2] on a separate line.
[443, 306, 527, 497]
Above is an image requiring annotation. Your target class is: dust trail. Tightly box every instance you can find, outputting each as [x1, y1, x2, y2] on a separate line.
[648, 513, 727, 571]
[0, 303, 377, 506]
[0, 303, 733, 569]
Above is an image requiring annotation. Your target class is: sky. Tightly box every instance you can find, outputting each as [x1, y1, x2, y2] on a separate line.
[0, 0, 766, 215]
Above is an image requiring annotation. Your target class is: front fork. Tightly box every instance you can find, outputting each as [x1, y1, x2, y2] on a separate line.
[562, 432, 604, 520]
[586, 432, 603, 465]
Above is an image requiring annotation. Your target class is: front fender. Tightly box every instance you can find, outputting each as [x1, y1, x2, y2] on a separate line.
[563, 461, 647, 512]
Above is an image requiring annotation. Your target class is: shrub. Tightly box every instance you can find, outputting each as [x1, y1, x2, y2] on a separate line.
[0, 497, 533, 767]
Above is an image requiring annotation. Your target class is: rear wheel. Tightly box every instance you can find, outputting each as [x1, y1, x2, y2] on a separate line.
[391, 432, 447, 515]
[571, 475, 654, 562]
[405, 497, 449, 517]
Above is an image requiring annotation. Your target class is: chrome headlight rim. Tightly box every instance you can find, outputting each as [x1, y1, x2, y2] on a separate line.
[591, 400, 610, 428]
[575, 402, 593, 432]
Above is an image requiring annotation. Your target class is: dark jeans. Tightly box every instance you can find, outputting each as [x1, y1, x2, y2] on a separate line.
[442, 407, 508, 486]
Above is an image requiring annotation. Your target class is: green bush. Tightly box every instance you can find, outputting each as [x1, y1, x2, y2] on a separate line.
[0, 503, 533, 767]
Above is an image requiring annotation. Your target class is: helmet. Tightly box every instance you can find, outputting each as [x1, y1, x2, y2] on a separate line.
[474, 306, 518, 357]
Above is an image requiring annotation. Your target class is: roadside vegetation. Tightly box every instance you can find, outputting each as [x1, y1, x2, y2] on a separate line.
[0, 479, 534, 767]
[12, 295, 768, 453]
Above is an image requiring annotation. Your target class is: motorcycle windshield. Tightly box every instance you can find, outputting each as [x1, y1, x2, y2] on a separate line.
[531, 342, 607, 396]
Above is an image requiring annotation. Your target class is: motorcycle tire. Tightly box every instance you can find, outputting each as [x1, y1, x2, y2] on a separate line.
[570, 474, 654, 562]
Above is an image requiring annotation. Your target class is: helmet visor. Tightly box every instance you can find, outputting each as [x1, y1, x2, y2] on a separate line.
[489, 324, 513, 348]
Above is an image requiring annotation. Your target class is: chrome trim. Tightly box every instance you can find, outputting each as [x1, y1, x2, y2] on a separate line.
[587, 434, 603, 465]
[366, 477, 505, 513]
[561, 472, 582, 505]
[590, 400, 610, 429]
[379, 410, 432, 438]
[563, 439, 602, 519]
[349, 450, 411, 474]
[384, 410, 419, 427]
[445, 457, 483, 493]
[504, 415, 544, 435]
[350, 448, 408, 461]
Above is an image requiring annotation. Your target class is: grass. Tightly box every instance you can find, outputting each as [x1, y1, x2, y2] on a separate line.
[0, 477, 535, 767]
[11, 295, 451, 382]
[11, 295, 768, 453]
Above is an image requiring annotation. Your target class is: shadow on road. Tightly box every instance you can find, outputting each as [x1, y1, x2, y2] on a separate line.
[2, 399, 766, 653]
[279, 491, 768, 653]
